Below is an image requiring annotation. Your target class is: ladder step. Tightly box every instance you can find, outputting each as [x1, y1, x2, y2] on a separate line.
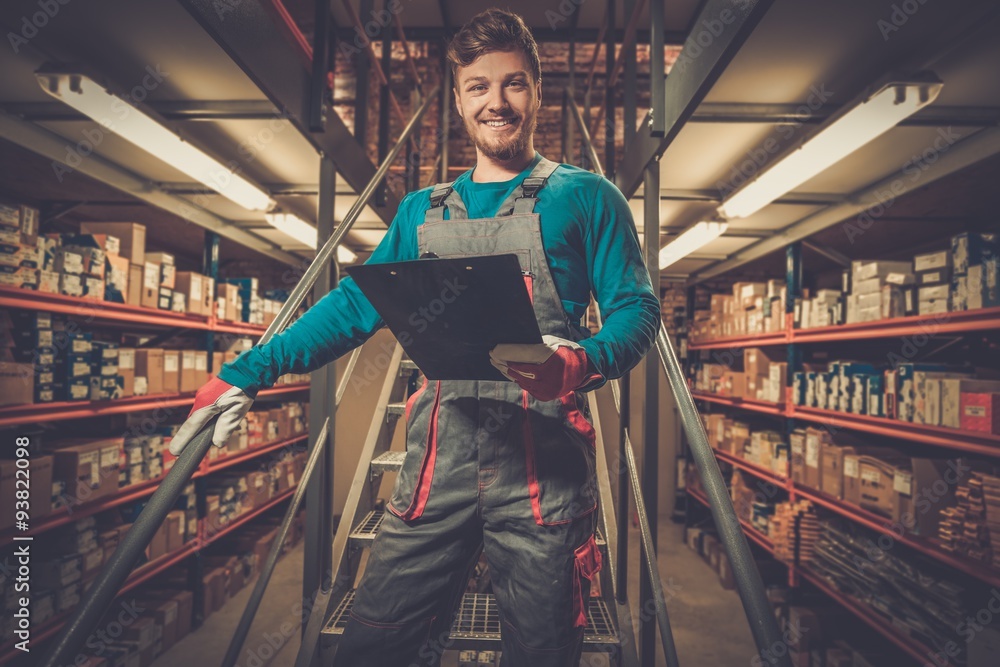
[349, 509, 386, 546]
[399, 359, 420, 374]
[370, 450, 406, 475]
[595, 530, 606, 548]
[386, 402, 406, 417]
[321, 590, 618, 648]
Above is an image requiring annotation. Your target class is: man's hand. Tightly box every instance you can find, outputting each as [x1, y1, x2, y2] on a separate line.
[168, 377, 253, 456]
[490, 335, 592, 402]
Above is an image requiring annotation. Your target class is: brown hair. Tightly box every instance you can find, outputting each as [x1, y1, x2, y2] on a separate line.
[446, 9, 542, 86]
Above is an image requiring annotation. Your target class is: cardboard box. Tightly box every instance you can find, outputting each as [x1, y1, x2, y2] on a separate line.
[127, 263, 143, 307]
[0, 454, 52, 529]
[195, 350, 208, 386]
[180, 350, 199, 393]
[45, 438, 122, 504]
[820, 444, 854, 500]
[135, 349, 164, 395]
[141, 262, 159, 309]
[174, 272, 204, 316]
[803, 428, 825, 490]
[0, 362, 34, 406]
[146, 598, 179, 652]
[80, 223, 146, 265]
[162, 350, 180, 394]
[960, 379, 1000, 434]
[118, 348, 135, 398]
[165, 510, 186, 553]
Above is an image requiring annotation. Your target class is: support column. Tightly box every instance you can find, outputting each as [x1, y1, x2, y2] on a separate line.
[302, 156, 338, 664]
[353, 0, 373, 147]
[640, 158, 660, 666]
[604, 0, 616, 179]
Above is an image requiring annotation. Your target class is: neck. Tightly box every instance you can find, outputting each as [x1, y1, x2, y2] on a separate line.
[471, 144, 536, 182]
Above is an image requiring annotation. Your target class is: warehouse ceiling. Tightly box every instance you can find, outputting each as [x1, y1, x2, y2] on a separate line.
[0, 0, 998, 280]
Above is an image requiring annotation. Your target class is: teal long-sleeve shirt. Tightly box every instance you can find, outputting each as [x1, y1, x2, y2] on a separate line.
[219, 153, 660, 396]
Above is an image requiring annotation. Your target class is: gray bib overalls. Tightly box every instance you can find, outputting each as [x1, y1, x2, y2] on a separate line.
[334, 158, 603, 666]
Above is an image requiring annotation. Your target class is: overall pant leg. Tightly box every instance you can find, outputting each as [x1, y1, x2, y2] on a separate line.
[334, 381, 484, 667]
[480, 388, 603, 667]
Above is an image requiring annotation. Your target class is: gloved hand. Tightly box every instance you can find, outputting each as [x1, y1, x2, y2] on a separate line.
[489, 335, 593, 402]
[168, 376, 254, 456]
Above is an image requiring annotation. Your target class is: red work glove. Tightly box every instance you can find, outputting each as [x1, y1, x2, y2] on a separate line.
[168, 376, 254, 455]
[489, 335, 593, 402]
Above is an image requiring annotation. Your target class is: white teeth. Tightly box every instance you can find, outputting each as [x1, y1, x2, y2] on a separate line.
[484, 119, 514, 127]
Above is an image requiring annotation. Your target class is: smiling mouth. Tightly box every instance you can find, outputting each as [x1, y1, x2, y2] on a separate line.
[482, 118, 517, 128]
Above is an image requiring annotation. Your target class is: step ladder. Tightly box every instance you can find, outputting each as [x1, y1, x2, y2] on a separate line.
[317, 348, 625, 664]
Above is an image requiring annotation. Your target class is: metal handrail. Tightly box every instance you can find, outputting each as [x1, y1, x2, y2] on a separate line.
[566, 92, 604, 176]
[568, 94, 791, 667]
[219, 346, 360, 667]
[39, 86, 440, 667]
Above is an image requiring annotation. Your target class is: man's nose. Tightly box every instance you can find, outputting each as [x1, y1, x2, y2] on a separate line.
[486, 87, 509, 114]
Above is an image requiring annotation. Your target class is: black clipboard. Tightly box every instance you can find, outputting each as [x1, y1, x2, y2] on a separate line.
[346, 254, 542, 381]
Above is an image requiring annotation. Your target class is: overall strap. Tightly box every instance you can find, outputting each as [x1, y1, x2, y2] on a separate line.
[501, 158, 560, 216]
[424, 182, 455, 222]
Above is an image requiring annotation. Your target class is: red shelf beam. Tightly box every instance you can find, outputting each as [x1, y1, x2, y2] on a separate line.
[793, 306, 1000, 344]
[692, 392, 787, 417]
[688, 330, 789, 350]
[688, 306, 1000, 350]
[0, 383, 309, 428]
[798, 567, 952, 667]
[0, 285, 268, 335]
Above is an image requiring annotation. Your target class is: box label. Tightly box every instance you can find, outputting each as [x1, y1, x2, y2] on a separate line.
[893, 470, 913, 496]
[844, 457, 859, 479]
[965, 405, 987, 417]
[164, 354, 178, 373]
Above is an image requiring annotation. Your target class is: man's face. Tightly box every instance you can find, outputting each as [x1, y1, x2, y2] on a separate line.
[453, 49, 541, 162]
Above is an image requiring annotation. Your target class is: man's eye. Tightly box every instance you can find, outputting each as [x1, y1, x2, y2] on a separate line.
[470, 85, 486, 92]
[508, 81, 525, 88]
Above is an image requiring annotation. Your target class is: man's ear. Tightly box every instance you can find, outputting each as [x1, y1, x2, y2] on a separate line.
[453, 86, 463, 119]
[535, 80, 542, 109]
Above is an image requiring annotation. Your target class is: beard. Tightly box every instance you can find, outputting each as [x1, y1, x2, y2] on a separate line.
[466, 111, 538, 161]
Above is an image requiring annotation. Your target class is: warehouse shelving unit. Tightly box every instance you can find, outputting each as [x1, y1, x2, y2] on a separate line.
[0, 433, 309, 547]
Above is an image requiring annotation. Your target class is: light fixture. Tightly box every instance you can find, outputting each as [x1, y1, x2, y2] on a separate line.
[265, 211, 357, 264]
[658, 221, 728, 269]
[36, 70, 275, 212]
[717, 78, 943, 220]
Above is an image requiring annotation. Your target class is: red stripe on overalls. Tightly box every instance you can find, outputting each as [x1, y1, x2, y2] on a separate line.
[391, 380, 442, 520]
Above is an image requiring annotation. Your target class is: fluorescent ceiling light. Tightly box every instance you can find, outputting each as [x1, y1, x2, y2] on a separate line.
[659, 221, 728, 269]
[265, 212, 357, 264]
[36, 71, 274, 212]
[718, 79, 943, 220]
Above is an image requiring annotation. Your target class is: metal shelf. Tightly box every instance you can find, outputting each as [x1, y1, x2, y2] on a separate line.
[688, 306, 1000, 350]
[792, 485, 1000, 588]
[798, 566, 953, 667]
[707, 448, 1000, 587]
[0, 540, 199, 664]
[202, 486, 296, 545]
[793, 306, 1000, 344]
[692, 392, 1000, 457]
[792, 406, 1000, 457]
[689, 330, 789, 350]
[687, 487, 774, 553]
[713, 448, 791, 487]
[203, 434, 309, 473]
[0, 383, 309, 428]
[0, 285, 269, 335]
[0, 433, 311, 547]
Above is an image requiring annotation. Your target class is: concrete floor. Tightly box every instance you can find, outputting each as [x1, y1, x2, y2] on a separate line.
[153, 517, 757, 667]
